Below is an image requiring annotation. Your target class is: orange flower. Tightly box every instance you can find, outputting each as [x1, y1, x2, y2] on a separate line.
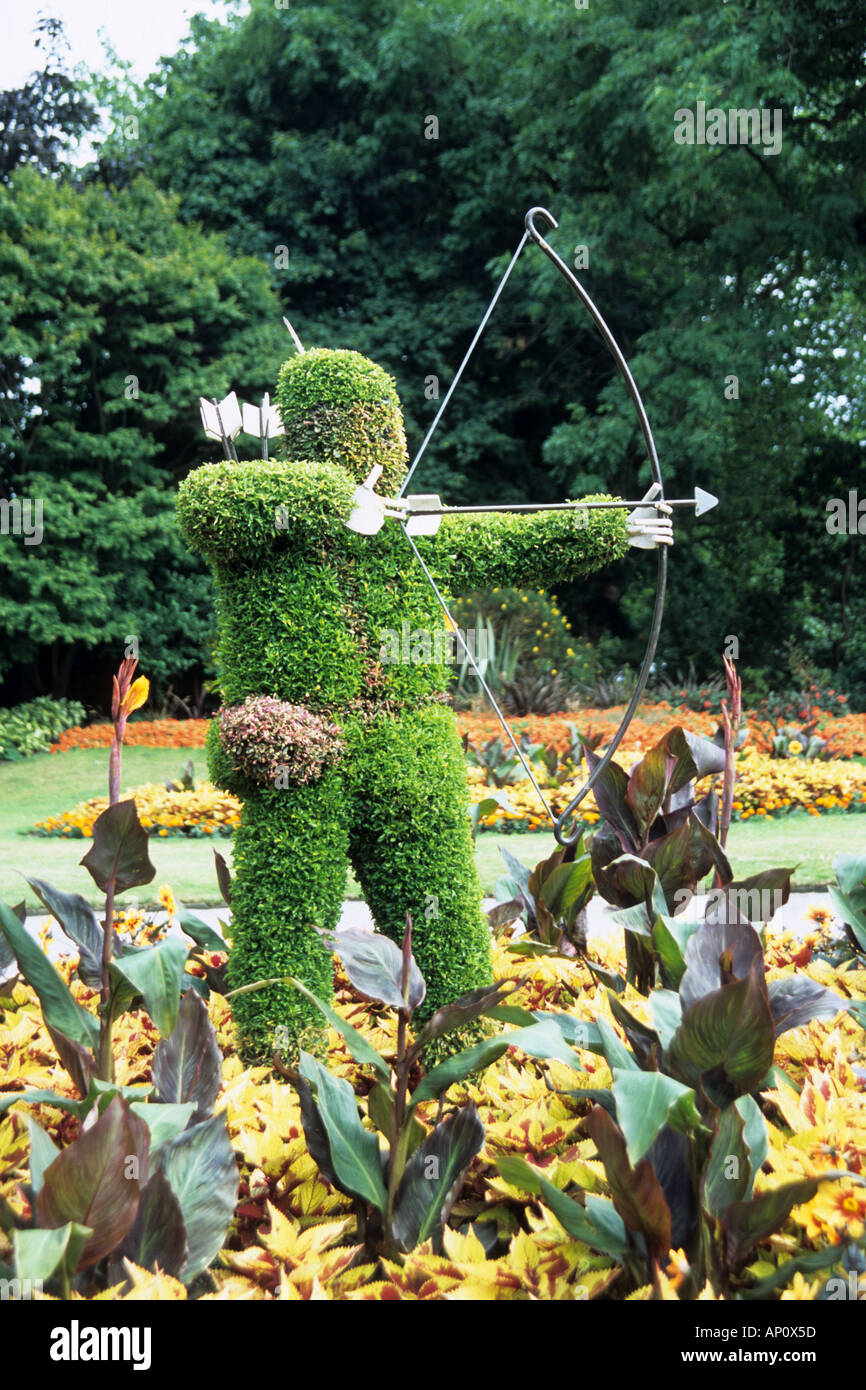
[51, 718, 209, 752]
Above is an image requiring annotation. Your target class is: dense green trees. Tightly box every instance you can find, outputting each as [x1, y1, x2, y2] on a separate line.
[2, 0, 863, 705]
[89, 0, 866, 702]
[0, 171, 284, 699]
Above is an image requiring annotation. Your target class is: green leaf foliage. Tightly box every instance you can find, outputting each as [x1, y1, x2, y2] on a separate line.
[497, 1154, 628, 1258]
[118, 1169, 188, 1279]
[36, 1095, 149, 1269]
[0, 901, 99, 1051]
[0, 168, 284, 698]
[392, 1103, 485, 1250]
[156, 1115, 238, 1283]
[583, 1105, 671, 1258]
[27, 1117, 60, 1195]
[80, 800, 156, 896]
[151, 988, 223, 1119]
[110, 936, 190, 1037]
[410, 1018, 580, 1108]
[321, 926, 426, 1014]
[701, 1104, 751, 1219]
[298, 1053, 388, 1213]
[668, 968, 776, 1106]
[26, 879, 104, 989]
[13, 1223, 92, 1288]
[287, 977, 390, 1081]
[610, 1070, 700, 1164]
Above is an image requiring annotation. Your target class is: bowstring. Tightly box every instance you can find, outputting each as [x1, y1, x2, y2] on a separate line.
[400, 525, 556, 827]
[396, 226, 559, 831]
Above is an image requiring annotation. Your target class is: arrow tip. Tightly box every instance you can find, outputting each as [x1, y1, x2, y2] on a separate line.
[694, 486, 719, 517]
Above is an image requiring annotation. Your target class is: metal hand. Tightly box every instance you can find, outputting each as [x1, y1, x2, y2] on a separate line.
[627, 483, 674, 549]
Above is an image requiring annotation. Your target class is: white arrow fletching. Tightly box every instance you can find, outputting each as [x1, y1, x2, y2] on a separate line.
[346, 485, 386, 535]
[405, 494, 443, 536]
[199, 398, 224, 441]
[217, 392, 243, 439]
[242, 400, 285, 439]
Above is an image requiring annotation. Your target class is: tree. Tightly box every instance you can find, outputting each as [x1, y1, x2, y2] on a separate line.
[0, 170, 285, 701]
[92, 0, 866, 697]
[0, 17, 95, 180]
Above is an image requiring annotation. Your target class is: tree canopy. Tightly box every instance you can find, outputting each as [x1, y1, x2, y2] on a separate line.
[0, 170, 284, 698]
[1, 0, 864, 704]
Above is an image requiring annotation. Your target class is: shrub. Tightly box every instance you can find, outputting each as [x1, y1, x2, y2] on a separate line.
[219, 694, 343, 787]
[451, 586, 599, 711]
[178, 347, 633, 1062]
[0, 697, 85, 760]
[274, 347, 409, 494]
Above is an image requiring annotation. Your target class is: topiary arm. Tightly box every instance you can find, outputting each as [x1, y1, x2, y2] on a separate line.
[419, 495, 630, 591]
[176, 458, 357, 566]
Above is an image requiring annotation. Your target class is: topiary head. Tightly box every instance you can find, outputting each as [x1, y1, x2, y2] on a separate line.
[274, 347, 408, 493]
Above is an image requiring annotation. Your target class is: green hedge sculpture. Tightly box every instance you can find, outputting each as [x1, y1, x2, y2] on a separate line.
[177, 347, 630, 1062]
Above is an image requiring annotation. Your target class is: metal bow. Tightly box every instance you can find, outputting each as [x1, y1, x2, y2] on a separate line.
[396, 206, 671, 847]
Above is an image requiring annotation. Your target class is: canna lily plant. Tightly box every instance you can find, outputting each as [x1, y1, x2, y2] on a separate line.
[489, 838, 595, 957]
[233, 917, 579, 1257]
[500, 891, 857, 1298]
[487, 725, 731, 980]
[585, 725, 734, 992]
[0, 659, 230, 1093]
[0, 990, 238, 1296]
[0, 658, 239, 1295]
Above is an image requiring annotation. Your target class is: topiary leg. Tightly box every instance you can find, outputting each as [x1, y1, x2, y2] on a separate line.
[226, 770, 349, 1064]
[345, 705, 492, 1022]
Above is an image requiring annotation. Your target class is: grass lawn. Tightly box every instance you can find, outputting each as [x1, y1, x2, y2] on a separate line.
[1, 746, 863, 910]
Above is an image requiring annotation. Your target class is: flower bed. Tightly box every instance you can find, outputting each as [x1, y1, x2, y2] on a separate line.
[458, 706, 866, 758]
[45, 708, 866, 759]
[458, 704, 719, 753]
[1, 922, 863, 1301]
[469, 747, 866, 831]
[33, 744, 866, 838]
[50, 718, 210, 752]
[34, 780, 240, 838]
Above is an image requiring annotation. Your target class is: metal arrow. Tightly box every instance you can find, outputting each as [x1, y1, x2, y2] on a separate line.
[400, 486, 718, 521]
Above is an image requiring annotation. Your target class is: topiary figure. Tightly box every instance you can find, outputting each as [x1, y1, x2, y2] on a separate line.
[177, 346, 653, 1062]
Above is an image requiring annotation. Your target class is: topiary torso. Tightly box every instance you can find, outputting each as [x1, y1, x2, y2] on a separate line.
[176, 347, 629, 1060]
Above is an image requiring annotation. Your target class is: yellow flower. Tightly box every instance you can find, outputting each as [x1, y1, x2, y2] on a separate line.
[123, 675, 150, 716]
[781, 1272, 825, 1301]
[158, 884, 177, 918]
[788, 739, 803, 755]
[664, 1248, 691, 1291]
[807, 905, 834, 927]
[807, 1185, 866, 1241]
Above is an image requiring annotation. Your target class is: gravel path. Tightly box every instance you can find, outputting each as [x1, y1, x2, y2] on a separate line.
[14, 889, 835, 968]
